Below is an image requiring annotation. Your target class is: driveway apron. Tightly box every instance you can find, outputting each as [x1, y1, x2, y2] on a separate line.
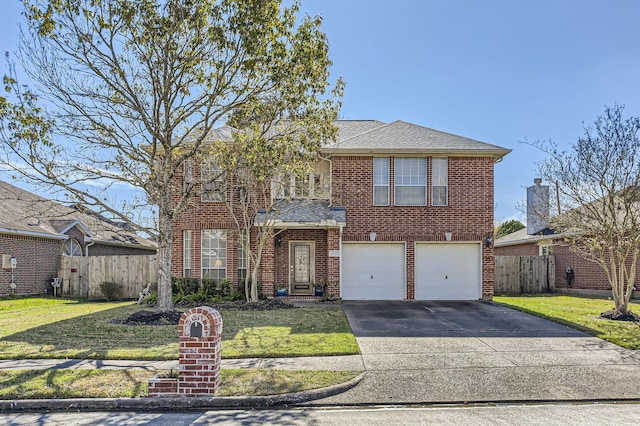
[312, 301, 640, 405]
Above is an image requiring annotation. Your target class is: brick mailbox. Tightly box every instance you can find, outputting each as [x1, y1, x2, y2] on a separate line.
[148, 306, 223, 397]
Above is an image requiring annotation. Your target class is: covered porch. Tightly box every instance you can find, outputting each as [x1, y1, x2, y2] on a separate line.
[255, 200, 345, 298]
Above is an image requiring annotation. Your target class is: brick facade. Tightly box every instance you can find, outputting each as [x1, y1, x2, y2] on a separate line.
[0, 235, 62, 295]
[172, 154, 498, 300]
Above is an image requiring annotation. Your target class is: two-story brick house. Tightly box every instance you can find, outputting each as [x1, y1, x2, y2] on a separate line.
[171, 120, 510, 300]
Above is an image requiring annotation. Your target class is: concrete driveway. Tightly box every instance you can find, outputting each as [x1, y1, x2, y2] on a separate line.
[311, 301, 640, 405]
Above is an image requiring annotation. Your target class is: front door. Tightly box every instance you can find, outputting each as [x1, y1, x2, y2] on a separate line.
[290, 241, 315, 295]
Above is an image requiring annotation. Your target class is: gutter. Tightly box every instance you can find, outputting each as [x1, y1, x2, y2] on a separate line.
[0, 228, 68, 240]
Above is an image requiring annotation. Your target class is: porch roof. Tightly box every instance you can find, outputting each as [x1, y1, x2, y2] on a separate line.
[255, 200, 346, 229]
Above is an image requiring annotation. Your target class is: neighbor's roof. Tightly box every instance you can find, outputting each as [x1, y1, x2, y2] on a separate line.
[255, 200, 346, 229]
[0, 180, 156, 250]
[323, 120, 511, 159]
[494, 228, 556, 247]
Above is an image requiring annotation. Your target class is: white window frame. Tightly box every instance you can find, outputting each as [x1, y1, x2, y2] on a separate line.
[539, 244, 553, 256]
[373, 157, 390, 206]
[62, 239, 82, 256]
[201, 230, 227, 282]
[201, 156, 225, 202]
[431, 157, 448, 206]
[183, 230, 192, 278]
[238, 232, 248, 285]
[394, 158, 426, 206]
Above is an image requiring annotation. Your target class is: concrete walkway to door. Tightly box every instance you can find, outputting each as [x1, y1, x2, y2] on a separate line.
[309, 301, 640, 405]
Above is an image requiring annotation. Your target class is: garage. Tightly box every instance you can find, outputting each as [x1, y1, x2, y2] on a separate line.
[414, 243, 481, 300]
[341, 243, 405, 300]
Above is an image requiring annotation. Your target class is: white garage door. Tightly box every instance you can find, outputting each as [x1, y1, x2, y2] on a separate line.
[415, 243, 481, 300]
[342, 243, 405, 300]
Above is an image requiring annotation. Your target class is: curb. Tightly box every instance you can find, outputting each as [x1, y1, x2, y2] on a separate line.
[0, 373, 365, 413]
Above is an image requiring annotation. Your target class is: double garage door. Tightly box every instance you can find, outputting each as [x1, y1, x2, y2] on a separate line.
[341, 242, 481, 300]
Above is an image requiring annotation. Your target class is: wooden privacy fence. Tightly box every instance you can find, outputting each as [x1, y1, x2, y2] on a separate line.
[57, 255, 157, 299]
[495, 255, 555, 295]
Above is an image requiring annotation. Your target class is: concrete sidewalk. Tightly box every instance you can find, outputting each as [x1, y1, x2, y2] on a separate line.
[0, 355, 364, 372]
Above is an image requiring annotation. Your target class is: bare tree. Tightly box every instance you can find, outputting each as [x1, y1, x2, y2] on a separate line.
[211, 118, 337, 302]
[537, 105, 640, 315]
[0, 0, 342, 311]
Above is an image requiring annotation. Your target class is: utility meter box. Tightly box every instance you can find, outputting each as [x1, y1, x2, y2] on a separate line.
[10, 257, 17, 269]
[2, 254, 13, 270]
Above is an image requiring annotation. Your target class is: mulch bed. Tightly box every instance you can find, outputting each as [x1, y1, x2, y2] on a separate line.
[600, 309, 640, 322]
[113, 299, 295, 326]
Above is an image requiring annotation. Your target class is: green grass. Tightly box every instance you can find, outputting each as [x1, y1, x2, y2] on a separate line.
[0, 369, 359, 399]
[0, 296, 358, 360]
[494, 294, 640, 350]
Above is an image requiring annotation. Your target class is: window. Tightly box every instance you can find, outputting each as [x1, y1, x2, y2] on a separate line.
[373, 158, 390, 206]
[62, 239, 82, 256]
[431, 158, 448, 206]
[238, 232, 248, 285]
[394, 158, 426, 205]
[183, 230, 192, 278]
[202, 230, 226, 282]
[183, 158, 192, 193]
[201, 156, 225, 202]
[540, 245, 553, 256]
[273, 172, 328, 200]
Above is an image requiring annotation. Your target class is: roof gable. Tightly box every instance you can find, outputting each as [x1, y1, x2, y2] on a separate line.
[324, 120, 510, 158]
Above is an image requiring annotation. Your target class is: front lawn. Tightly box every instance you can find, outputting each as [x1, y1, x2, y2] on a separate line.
[0, 297, 358, 360]
[494, 294, 640, 350]
[0, 369, 358, 399]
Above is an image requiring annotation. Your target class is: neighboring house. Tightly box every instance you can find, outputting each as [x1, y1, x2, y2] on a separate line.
[0, 180, 157, 296]
[171, 120, 510, 300]
[495, 179, 638, 296]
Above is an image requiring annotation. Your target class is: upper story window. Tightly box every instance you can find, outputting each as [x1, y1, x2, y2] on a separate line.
[201, 156, 225, 202]
[183, 158, 192, 193]
[373, 158, 390, 206]
[273, 172, 330, 200]
[62, 239, 82, 256]
[394, 158, 426, 206]
[431, 158, 448, 206]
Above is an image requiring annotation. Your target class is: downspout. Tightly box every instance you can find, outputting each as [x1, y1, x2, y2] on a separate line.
[85, 240, 95, 257]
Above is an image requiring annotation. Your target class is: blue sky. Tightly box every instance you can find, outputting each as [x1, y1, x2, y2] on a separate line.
[2, 0, 640, 223]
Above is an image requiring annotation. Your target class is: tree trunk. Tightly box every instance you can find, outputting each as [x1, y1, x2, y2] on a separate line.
[156, 210, 174, 312]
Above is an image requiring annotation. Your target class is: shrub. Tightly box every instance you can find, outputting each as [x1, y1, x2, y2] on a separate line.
[201, 279, 218, 296]
[171, 277, 199, 295]
[99, 282, 119, 300]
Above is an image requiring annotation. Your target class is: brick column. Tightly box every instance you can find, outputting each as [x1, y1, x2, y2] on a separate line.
[260, 237, 275, 296]
[177, 306, 223, 396]
[327, 228, 340, 297]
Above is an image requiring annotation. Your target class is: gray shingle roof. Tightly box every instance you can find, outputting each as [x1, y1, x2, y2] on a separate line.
[324, 120, 510, 158]
[0, 180, 156, 250]
[255, 200, 346, 228]
[332, 120, 386, 143]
